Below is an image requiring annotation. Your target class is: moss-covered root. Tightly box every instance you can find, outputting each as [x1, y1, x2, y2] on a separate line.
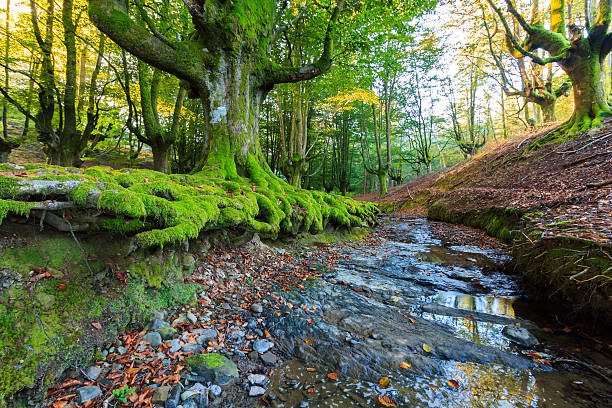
[528, 108, 612, 150]
[0, 164, 379, 248]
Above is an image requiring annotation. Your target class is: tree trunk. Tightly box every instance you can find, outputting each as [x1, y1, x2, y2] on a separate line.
[152, 142, 170, 173]
[540, 101, 556, 122]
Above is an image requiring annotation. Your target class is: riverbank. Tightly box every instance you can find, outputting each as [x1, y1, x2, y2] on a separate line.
[358, 122, 612, 327]
[42, 216, 612, 407]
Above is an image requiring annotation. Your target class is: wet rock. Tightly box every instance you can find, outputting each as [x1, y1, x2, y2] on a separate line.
[182, 254, 196, 271]
[84, 365, 102, 381]
[253, 339, 272, 353]
[182, 396, 199, 408]
[143, 332, 163, 347]
[250, 303, 263, 314]
[209, 384, 222, 397]
[187, 382, 208, 395]
[156, 326, 178, 340]
[502, 325, 539, 347]
[152, 385, 171, 404]
[260, 352, 278, 366]
[248, 373, 268, 386]
[185, 353, 238, 385]
[182, 390, 200, 401]
[249, 386, 266, 397]
[186, 312, 198, 325]
[77, 385, 101, 404]
[165, 384, 182, 408]
[228, 329, 245, 340]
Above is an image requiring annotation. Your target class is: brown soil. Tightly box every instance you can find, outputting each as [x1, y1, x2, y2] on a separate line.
[358, 122, 612, 244]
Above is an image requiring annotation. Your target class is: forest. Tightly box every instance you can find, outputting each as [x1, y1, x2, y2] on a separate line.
[0, 0, 611, 408]
[1, 0, 598, 196]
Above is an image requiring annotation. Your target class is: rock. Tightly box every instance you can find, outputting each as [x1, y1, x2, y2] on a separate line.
[249, 386, 266, 397]
[185, 353, 238, 385]
[152, 386, 171, 405]
[502, 325, 539, 347]
[173, 315, 188, 325]
[250, 303, 263, 314]
[182, 343, 202, 353]
[196, 329, 217, 345]
[228, 329, 245, 340]
[84, 365, 102, 381]
[165, 384, 182, 408]
[156, 325, 178, 340]
[182, 397, 199, 408]
[152, 311, 167, 321]
[143, 332, 163, 347]
[77, 385, 101, 404]
[248, 373, 268, 386]
[260, 352, 278, 366]
[181, 390, 200, 401]
[187, 382, 208, 394]
[186, 312, 198, 325]
[248, 351, 259, 361]
[169, 338, 182, 353]
[150, 318, 171, 330]
[208, 384, 222, 397]
[182, 254, 196, 271]
[253, 339, 272, 353]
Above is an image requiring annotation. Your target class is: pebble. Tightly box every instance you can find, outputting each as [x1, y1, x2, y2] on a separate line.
[260, 352, 278, 366]
[76, 385, 101, 404]
[253, 339, 272, 353]
[169, 338, 182, 353]
[196, 329, 218, 345]
[248, 373, 268, 386]
[143, 332, 163, 347]
[186, 312, 198, 325]
[209, 384, 222, 397]
[249, 386, 266, 397]
[84, 366, 102, 381]
[182, 343, 201, 353]
[250, 303, 263, 314]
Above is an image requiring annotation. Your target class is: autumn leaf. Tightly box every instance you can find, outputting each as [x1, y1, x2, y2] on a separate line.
[422, 343, 431, 353]
[91, 322, 102, 330]
[465, 315, 474, 321]
[307, 387, 314, 393]
[58, 283, 67, 292]
[399, 362, 411, 369]
[562, 326, 572, 333]
[264, 330, 271, 338]
[378, 395, 397, 407]
[52, 401, 68, 408]
[378, 377, 390, 388]
[447, 379, 459, 389]
[304, 339, 313, 346]
[306, 367, 315, 372]
[327, 372, 339, 381]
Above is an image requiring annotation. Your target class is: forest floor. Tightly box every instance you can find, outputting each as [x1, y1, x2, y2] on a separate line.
[357, 122, 612, 244]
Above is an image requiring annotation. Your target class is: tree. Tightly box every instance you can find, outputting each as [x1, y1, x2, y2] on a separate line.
[88, 0, 433, 181]
[481, 3, 571, 124]
[487, 0, 612, 135]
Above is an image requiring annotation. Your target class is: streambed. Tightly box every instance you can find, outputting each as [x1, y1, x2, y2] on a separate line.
[254, 217, 611, 407]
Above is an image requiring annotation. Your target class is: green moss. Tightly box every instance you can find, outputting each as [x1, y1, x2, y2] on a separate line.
[186, 352, 224, 370]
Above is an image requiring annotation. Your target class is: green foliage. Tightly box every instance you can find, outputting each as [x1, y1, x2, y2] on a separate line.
[113, 386, 135, 403]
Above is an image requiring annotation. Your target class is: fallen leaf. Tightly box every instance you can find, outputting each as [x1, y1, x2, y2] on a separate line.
[307, 387, 314, 393]
[304, 339, 313, 346]
[542, 327, 552, 333]
[306, 367, 315, 372]
[52, 401, 68, 408]
[58, 283, 67, 292]
[91, 322, 102, 330]
[327, 372, 339, 381]
[264, 330, 271, 338]
[378, 395, 397, 407]
[465, 315, 474, 321]
[399, 362, 411, 369]
[447, 379, 459, 389]
[562, 326, 572, 333]
[378, 377, 390, 388]
[422, 343, 431, 353]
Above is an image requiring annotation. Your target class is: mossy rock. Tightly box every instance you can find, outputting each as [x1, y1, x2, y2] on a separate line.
[185, 353, 238, 385]
[155, 326, 178, 340]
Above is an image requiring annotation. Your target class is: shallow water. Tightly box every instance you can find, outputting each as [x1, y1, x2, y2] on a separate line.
[261, 217, 611, 408]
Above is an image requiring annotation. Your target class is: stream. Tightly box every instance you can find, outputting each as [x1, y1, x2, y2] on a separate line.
[254, 217, 612, 407]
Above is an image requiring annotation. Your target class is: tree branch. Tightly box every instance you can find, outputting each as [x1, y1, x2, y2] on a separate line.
[263, 0, 345, 86]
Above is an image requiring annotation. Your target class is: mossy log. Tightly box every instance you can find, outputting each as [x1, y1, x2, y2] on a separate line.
[0, 164, 379, 248]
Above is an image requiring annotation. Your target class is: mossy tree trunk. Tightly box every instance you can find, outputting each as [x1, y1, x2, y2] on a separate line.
[488, 0, 612, 136]
[89, 0, 344, 179]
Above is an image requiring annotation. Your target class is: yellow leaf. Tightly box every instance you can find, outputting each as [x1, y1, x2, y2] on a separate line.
[378, 377, 390, 388]
[378, 395, 397, 407]
[399, 362, 411, 369]
[447, 379, 459, 389]
[422, 344, 431, 353]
